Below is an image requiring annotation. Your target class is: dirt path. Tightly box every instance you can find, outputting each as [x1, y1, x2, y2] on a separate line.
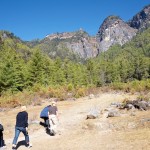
[2, 92, 150, 150]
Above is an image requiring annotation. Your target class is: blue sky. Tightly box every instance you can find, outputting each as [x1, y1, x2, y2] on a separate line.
[0, 0, 150, 41]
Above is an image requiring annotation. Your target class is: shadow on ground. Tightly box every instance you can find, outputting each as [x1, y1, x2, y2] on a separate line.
[15, 140, 27, 149]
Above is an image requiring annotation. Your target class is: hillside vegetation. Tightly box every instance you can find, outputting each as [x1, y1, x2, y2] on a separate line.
[0, 28, 150, 106]
[89, 28, 150, 85]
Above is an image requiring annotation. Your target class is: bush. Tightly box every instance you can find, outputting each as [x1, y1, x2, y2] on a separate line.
[67, 83, 74, 91]
[74, 87, 87, 98]
[111, 79, 150, 92]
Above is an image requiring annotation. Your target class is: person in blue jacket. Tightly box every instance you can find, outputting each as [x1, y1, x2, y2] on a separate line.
[40, 105, 51, 133]
[40, 105, 51, 126]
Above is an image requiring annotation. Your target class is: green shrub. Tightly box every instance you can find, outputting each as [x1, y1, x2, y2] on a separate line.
[67, 83, 74, 91]
[74, 87, 87, 98]
[111, 79, 150, 92]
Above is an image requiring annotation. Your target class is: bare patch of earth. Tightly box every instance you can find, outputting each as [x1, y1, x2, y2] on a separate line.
[1, 92, 150, 150]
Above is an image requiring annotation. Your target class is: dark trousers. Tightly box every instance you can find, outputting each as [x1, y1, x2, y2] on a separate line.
[44, 118, 50, 128]
[12, 127, 29, 145]
[0, 134, 4, 147]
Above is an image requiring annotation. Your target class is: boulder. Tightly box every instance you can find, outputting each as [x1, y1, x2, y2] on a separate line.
[107, 109, 120, 118]
[86, 115, 96, 119]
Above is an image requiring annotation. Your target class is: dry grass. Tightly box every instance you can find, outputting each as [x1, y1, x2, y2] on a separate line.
[0, 92, 150, 150]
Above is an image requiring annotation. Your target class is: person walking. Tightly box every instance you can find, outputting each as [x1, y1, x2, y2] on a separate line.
[48, 101, 59, 135]
[0, 122, 5, 148]
[40, 105, 51, 132]
[12, 106, 32, 149]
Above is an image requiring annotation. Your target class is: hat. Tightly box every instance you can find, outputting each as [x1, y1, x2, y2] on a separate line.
[21, 106, 26, 111]
[51, 101, 56, 105]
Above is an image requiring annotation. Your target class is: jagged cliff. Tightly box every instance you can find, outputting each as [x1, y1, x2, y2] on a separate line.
[96, 16, 137, 52]
[96, 5, 150, 53]
[129, 5, 150, 31]
[38, 29, 99, 59]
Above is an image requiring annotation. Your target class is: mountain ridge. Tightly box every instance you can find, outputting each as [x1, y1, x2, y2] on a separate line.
[1, 4, 150, 59]
[33, 4, 150, 58]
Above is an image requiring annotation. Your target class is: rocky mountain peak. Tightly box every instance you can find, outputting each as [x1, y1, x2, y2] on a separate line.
[129, 5, 150, 31]
[97, 16, 123, 40]
[40, 29, 99, 59]
[96, 15, 137, 52]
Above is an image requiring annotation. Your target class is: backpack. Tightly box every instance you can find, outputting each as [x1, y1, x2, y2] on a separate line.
[0, 124, 4, 131]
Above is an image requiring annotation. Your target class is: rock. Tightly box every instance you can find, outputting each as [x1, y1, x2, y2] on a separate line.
[88, 94, 95, 99]
[135, 102, 147, 111]
[87, 107, 100, 119]
[111, 102, 123, 108]
[139, 101, 149, 107]
[96, 16, 137, 52]
[124, 100, 149, 111]
[124, 104, 135, 110]
[129, 5, 150, 31]
[86, 115, 96, 119]
[107, 109, 120, 118]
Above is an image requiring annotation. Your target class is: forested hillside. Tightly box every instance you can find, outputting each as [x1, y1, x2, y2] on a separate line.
[0, 31, 88, 96]
[88, 28, 150, 86]
[0, 28, 150, 98]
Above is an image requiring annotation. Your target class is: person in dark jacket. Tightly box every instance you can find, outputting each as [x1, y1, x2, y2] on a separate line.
[12, 106, 32, 149]
[0, 123, 5, 148]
